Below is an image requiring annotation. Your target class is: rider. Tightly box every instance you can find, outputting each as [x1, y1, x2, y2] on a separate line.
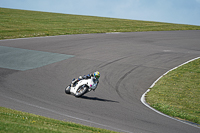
[71, 71, 100, 87]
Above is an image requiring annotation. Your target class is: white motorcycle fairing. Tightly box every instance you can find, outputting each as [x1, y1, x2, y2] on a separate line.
[65, 77, 98, 97]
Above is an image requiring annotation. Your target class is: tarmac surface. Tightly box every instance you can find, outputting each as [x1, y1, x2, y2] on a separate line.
[0, 30, 200, 133]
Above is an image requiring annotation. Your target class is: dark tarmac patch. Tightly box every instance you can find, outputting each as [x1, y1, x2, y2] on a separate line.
[0, 46, 74, 71]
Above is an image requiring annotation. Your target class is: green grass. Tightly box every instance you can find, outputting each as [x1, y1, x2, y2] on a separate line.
[1, 7, 200, 40]
[0, 107, 117, 133]
[146, 58, 200, 125]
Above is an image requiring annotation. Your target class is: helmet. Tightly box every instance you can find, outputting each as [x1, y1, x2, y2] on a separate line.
[94, 71, 100, 79]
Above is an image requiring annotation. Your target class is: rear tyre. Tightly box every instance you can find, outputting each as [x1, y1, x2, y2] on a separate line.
[65, 86, 71, 94]
[74, 85, 88, 97]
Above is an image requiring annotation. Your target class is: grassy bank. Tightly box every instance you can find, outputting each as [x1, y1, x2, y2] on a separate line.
[0, 107, 117, 133]
[146, 58, 200, 125]
[1, 7, 200, 40]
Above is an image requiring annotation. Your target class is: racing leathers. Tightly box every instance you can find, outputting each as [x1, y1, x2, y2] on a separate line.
[71, 73, 98, 87]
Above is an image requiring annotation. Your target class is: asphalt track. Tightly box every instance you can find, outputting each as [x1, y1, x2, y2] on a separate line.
[0, 30, 200, 133]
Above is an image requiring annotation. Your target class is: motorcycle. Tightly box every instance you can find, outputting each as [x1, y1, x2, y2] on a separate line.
[65, 76, 99, 97]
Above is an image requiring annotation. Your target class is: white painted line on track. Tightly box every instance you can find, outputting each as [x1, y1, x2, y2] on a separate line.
[106, 32, 122, 34]
[1, 94, 131, 133]
[0, 35, 57, 41]
[0, 32, 123, 42]
[141, 57, 200, 129]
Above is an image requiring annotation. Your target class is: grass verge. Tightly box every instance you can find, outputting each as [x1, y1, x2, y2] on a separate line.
[0, 107, 117, 133]
[146, 58, 200, 125]
[1, 7, 200, 40]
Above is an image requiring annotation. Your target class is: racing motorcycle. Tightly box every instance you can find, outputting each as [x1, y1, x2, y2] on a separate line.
[65, 76, 99, 97]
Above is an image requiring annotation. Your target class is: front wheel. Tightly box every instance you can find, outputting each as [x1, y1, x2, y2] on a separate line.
[74, 85, 88, 97]
[65, 86, 71, 94]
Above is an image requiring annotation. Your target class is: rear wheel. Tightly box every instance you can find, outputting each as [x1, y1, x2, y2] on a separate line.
[74, 85, 88, 97]
[65, 86, 71, 94]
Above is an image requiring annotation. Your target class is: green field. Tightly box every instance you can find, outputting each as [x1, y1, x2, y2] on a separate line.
[0, 107, 117, 133]
[146, 58, 200, 125]
[0, 7, 200, 132]
[1, 7, 200, 40]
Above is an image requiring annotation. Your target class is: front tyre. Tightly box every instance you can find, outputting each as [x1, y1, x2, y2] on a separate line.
[74, 85, 88, 97]
[65, 86, 71, 94]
